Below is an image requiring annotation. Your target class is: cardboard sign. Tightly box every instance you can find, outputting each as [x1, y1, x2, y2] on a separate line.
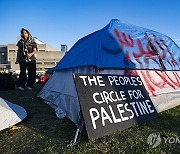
[73, 74, 158, 140]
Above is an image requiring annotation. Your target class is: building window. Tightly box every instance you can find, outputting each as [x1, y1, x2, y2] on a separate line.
[37, 62, 43, 64]
[9, 50, 15, 52]
[44, 62, 56, 65]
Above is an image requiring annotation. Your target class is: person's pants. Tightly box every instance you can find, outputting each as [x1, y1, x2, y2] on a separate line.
[18, 62, 36, 88]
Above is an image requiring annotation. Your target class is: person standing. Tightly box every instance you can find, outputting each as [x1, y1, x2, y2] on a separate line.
[16, 28, 37, 90]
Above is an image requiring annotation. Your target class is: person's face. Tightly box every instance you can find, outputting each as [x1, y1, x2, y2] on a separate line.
[22, 30, 29, 40]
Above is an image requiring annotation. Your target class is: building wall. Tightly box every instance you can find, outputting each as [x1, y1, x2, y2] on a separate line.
[36, 50, 65, 73]
[7, 44, 18, 72]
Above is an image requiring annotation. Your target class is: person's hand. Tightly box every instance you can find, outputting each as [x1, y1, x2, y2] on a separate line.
[27, 53, 32, 58]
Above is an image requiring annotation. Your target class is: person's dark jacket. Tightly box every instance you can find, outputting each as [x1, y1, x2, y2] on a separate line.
[16, 35, 37, 63]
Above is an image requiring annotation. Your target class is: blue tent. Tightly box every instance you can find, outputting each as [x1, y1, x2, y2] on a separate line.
[39, 19, 180, 131]
[55, 19, 179, 71]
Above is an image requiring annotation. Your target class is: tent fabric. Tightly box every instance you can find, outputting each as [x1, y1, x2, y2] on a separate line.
[54, 19, 180, 71]
[150, 91, 180, 113]
[0, 97, 27, 131]
[38, 19, 180, 127]
[38, 66, 95, 125]
[99, 69, 180, 113]
[38, 68, 180, 126]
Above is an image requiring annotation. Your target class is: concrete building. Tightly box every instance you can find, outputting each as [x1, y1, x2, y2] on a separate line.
[0, 38, 66, 73]
[0, 45, 9, 72]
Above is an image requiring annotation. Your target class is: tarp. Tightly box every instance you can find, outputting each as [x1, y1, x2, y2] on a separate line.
[54, 19, 179, 71]
[0, 97, 27, 131]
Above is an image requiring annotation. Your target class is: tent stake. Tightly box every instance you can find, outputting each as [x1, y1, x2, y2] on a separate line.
[69, 128, 80, 146]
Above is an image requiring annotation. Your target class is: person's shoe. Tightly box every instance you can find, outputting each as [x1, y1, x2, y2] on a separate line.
[27, 87, 33, 90]
[17, 86, 25, 91]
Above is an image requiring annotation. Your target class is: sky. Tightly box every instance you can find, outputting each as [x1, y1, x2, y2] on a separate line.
[0, 0, 180, 51]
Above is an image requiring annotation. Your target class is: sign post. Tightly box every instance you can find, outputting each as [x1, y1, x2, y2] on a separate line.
[73, 74, 158, 140]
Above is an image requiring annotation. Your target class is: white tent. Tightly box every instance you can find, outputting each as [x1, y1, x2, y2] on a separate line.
[0, 97, 27, 131]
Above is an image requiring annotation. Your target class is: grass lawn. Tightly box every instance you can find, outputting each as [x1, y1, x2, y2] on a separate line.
[0, 83, 179, 154]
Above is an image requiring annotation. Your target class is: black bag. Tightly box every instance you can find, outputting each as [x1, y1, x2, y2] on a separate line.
[0, 73, 15, 91]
